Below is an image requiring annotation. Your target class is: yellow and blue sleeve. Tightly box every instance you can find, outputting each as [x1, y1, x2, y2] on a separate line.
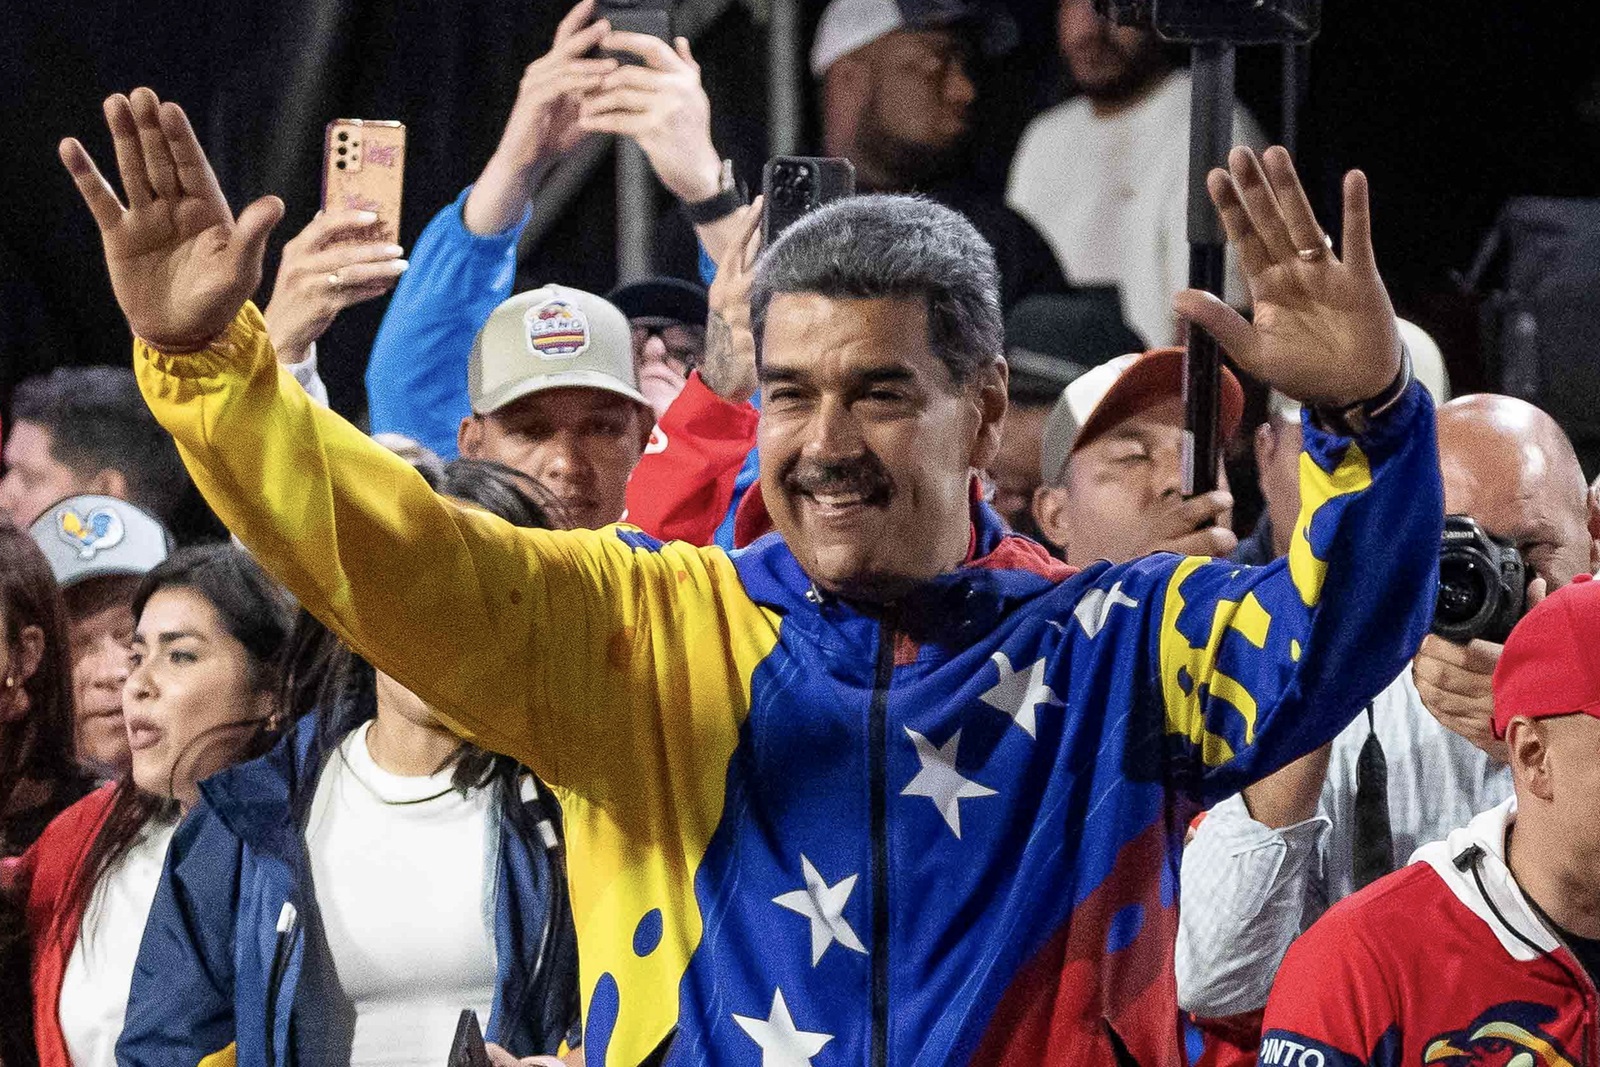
[1153, 382, 1441, 805]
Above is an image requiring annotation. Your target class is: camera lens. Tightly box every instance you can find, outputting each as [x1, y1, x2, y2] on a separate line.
[335, 160, 347, 170]
[337, 131, 348, 142]
[1436, 552, 1492, 627]
[337, 146, 346, 156]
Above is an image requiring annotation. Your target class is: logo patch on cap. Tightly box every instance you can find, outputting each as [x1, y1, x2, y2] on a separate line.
[525, 299, 591, 360]
[56, 505, 125, 560]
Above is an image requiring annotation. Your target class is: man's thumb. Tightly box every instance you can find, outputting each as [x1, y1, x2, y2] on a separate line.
[1171, 288, 1260, 374]
[232, 195, 286, 272]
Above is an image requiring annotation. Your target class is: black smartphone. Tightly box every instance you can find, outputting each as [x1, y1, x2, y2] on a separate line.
[596, 0, 674, 64]
[447, 1009, 491, 1067]
[761, 156, 857, 246]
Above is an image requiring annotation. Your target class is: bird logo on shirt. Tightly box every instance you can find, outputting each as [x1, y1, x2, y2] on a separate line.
[1422, 1001, 1578, 1067]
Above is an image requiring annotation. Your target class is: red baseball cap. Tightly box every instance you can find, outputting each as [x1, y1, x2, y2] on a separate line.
[1491, 573, 1600, 738]
[1039, 347, 1245, 485]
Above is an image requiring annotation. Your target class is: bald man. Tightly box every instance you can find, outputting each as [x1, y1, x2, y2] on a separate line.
[1176, 393, 1591, 1030]
[1413, 395, 1591, 756]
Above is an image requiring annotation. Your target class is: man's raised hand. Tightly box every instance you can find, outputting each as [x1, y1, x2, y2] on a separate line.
[578, 32, 722, 204]
[60, 88, 284, 352]
[1173, 146, 1403, 410]
[464, 0, 617, 234]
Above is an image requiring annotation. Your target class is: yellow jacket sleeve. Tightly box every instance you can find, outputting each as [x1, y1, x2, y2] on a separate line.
[133, 303, 769, 802]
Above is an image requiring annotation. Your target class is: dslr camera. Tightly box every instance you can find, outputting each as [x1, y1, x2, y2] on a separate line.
[1431, 515, 1526, 644]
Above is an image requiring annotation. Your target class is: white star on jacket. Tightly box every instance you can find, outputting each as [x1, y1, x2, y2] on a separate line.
[980, 652, 1063, 738]
[1072, 580, 1139, 639]
[901, 727, 996, 838]
[773, 855, 868, 965]
[733, 988, 834, 1067]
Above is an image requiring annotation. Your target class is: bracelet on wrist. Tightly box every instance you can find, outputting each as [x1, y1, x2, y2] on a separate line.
[683, 158, 745, 225]
[1308, 345, 1414, 437]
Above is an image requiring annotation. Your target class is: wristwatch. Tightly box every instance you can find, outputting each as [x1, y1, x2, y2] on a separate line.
[1309, 344, 1415, 437]
[683, 158, 745, 225]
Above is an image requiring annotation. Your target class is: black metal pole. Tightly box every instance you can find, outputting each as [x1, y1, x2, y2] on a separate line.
[1183, 41, 1236, 496]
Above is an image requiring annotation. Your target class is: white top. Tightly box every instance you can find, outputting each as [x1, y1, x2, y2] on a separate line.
[58, 812, 178, 1067]
[1176, 670, 1513, 1017]
[1006, 70, 1266, 347]
[306, 720, 498, 1067]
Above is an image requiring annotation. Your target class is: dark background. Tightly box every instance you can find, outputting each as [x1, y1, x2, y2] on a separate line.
[5, 0, 1600, 426]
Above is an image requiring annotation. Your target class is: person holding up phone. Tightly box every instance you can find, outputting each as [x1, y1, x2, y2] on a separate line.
[362, 0, 766, 546]
[261, 209, 409, 405]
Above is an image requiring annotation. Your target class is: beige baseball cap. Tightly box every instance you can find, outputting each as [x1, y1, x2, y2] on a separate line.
[468, 285, 649, 416]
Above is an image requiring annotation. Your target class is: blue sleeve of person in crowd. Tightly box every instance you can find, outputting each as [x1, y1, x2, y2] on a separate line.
[365, 187, 531, 458]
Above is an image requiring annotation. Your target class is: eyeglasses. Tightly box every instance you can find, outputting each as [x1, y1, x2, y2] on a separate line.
[630, 320, 706, 376]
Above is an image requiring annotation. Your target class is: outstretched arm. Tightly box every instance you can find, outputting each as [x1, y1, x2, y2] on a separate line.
[1137, 147, 1440, 804]
[367, 1, 616, 454]
[60, 89, 732, 791]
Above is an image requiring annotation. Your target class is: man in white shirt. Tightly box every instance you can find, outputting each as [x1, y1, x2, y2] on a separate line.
[1177, 393, 1594, 1027]
[1007, 0, 1265, 346]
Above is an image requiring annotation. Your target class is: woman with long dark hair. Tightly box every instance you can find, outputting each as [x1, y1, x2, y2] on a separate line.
[14, 544, 291, 1067]
[120, 460, 581, 1067]
[0, 524, 89, 856]
[1, 526, 92, 1067]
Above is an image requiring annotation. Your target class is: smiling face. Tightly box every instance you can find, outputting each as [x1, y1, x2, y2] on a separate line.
[459, 387, 650, 531]
[124, 586, 270, 808]
[757, 293, 1005, 602]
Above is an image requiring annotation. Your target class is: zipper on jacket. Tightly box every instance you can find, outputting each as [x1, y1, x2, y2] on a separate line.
[265, 901, 299, 1066]
[869, 623, 895, 1067]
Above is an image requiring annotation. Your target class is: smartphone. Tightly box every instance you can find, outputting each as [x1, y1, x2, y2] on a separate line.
[596, 0, 673, 64]
[761, 156, 856, 246]
[322, 119, 407, 246]
[446, 1009, 491, 1067]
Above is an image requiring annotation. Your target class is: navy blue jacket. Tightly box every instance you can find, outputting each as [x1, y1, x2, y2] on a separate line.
[118, 705, 579, 1067]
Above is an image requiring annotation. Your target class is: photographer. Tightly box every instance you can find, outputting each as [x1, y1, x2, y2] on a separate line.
[1260, 574, 1600, 1063]
[1178, 393, 1591, 1033]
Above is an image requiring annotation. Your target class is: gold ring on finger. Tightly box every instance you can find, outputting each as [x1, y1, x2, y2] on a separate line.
[1295, 232, 1333, 262]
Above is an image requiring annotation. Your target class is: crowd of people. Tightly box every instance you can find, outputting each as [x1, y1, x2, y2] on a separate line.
[3, 1, 1599, 1066]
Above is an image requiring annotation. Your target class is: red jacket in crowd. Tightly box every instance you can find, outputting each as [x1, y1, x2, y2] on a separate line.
[1260, 797, 1599, 1067]
[3, 785, 117, 1067]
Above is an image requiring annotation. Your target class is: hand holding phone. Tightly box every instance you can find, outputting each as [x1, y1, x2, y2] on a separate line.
[761, 156, 856, 246]
[322, 120, 406, 246]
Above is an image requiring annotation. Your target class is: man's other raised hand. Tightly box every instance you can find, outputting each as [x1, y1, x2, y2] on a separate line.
[1173, 145, 1404, 411]
[60, 88, 284, 353]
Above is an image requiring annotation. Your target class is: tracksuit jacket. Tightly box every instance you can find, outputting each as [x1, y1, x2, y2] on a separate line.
[1261, 797, 1599, 1066]
[116, 706, 579, 1067]
[136, 301, 1441, 1066]
[364, 188, 759, 549]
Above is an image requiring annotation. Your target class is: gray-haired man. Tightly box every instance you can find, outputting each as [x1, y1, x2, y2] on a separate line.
[70, 84, 1438, 1064]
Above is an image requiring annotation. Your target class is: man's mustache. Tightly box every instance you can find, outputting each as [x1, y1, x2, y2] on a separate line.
[783, 454, 896, 505]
